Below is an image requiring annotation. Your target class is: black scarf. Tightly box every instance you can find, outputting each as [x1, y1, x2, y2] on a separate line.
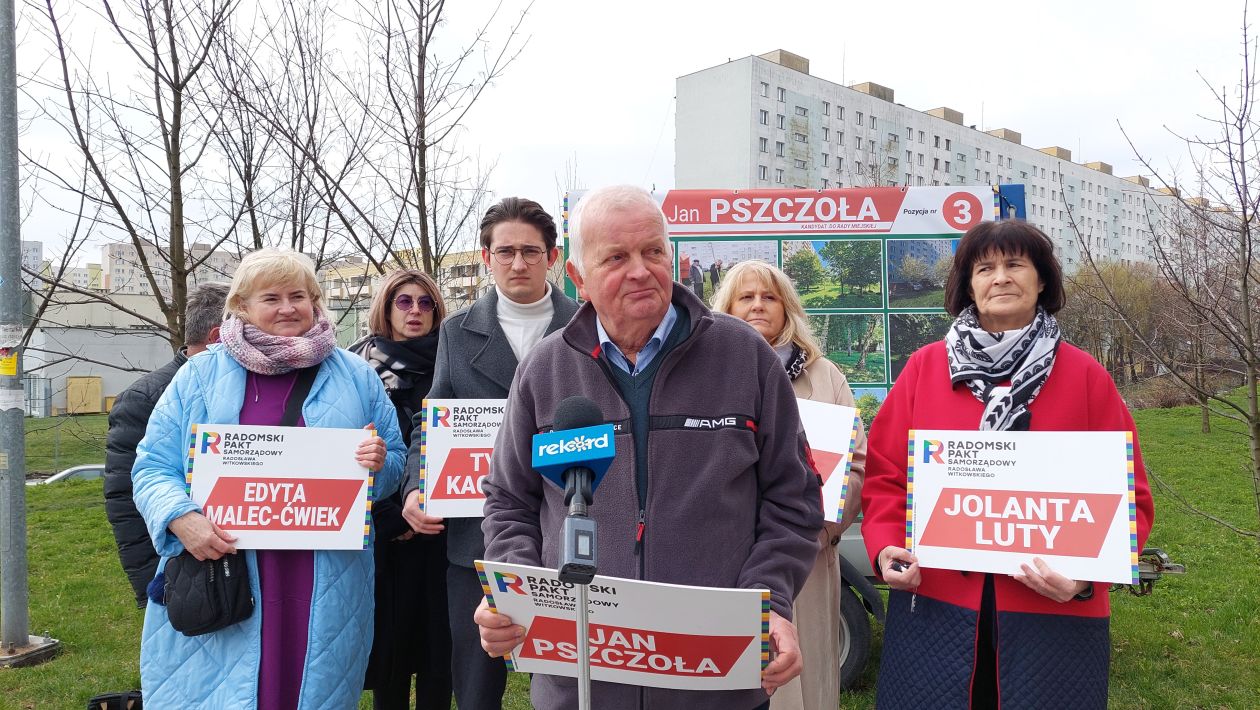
[944, 305, 1061, 431]
[351, 333, 438, 395]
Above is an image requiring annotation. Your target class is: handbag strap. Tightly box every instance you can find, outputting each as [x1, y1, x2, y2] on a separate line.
[280, 366, 319, 427]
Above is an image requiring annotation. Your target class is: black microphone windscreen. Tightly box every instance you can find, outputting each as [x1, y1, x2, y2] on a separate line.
[553, 395, 604, 431]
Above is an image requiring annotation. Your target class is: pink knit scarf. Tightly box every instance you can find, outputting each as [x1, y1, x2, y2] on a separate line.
[219, 310, 338, 375]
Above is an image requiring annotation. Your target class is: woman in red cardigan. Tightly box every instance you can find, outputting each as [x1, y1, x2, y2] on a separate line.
[862, 220, 1154, 709]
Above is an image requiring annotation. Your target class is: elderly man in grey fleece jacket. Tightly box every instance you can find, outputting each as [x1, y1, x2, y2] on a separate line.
[477, 185, 823, 710]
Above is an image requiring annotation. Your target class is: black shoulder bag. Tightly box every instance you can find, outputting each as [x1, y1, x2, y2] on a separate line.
[164, 365, 319, 636]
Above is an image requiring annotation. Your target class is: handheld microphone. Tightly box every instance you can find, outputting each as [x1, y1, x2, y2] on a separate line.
[530, 396, 615, 585]
[531, 396, 615, 509]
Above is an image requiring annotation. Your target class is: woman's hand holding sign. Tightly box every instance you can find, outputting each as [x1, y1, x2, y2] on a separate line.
[356, 423, 386, 472]
[1014, 557, 1091, 603]
[475, 596, 524, 657]
[170, 510, 237, 561]
[877, 546, 921, 591]
[401, 489, 446, 535]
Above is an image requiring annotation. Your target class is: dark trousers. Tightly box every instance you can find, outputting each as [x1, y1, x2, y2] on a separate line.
[449, 563, 508, 710]
[692, 281, 705, 300]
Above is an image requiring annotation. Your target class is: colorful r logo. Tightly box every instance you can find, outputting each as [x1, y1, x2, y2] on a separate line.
[494, 572, 525, 595]
[200, 432, 222, 454]
[431, 406, 451, 428]
[922, 439, 944, 464]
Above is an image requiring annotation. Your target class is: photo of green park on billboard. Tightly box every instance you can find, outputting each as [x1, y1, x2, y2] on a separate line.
[782, 239, 882, 309]
[809, 313, 886, 384]
[888, 312, 954, 379]
[886, 238, 958, 308]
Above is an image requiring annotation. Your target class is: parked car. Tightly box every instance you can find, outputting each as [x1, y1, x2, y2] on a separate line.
[26, 463, 106, 486]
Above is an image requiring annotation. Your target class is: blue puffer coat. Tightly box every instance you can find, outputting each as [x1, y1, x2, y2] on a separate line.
[132, 345, 406, 709]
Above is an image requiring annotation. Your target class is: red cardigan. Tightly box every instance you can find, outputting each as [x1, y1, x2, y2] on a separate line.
[862, 340, 1154, 617]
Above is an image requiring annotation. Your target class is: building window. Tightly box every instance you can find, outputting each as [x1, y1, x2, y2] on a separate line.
[867, 139, 875, 152]
[838, 131, 844, 146]
[794, 158, 807, 169]
[759, 110, 769, 126]
[933, 158, 940, 170]
[855, 162, 863, 175]
[822, 177, 829, 188]
[869, 115, 877, 129]
[775, 168, 784, 183]
[837, 106, 844, 120]
[975, 169, 981, 181]
[945, 138, 952, 150]
[795, 106, 808, 116]
[759, 137, 768, 153]
[918, 130, 925, 143]
[934, 135, 941, 148]
[917, 153, 924, 166]
[759, 165, 768, 180]
[823, 101, 830, 115]
[760, 82, 769, 97]
[975, 148, 982, 160]
[855, 110, 863, 125]
[985, 171, 991, 182]
[777, 87, 786, 102]
[776, 141, 785, 157]
[945, 161, 951, 172]
[823, 127, 830, 141]
[905, 173, 912, 184]
[837, 157, 845, 171]
[887, 156, 898, 166]
[986, 150, 992, 162]
[794, 132, 807, 143]
[917, 176, 925, 186]
[888, 132, 899, 144]
[777, 114, 786, 129]
[822, 153, 830, 167]
[907, 127, 913, 140]
[905, 150, 912, 163]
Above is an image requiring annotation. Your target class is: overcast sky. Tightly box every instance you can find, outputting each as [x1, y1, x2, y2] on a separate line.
[458, 0, 1245, 214]
[16, 0, 1248, 261]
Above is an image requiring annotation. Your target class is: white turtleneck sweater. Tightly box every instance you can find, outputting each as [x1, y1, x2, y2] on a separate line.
[496, 283, 555, 362]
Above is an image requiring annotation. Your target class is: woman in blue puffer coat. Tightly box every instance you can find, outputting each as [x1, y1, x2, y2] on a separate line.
[132, 248, 406, 709]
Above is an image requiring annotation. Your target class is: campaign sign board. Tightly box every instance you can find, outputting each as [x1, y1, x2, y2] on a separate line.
[476, 561, 769, 691]
[418, 399, 506, 517]
[187, 424, 372, 549]
[795, 399, 860, 523]
[908, 430, 1139, 584]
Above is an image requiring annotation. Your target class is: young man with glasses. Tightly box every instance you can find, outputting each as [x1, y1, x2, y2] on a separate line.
[401, 196, 578, 710]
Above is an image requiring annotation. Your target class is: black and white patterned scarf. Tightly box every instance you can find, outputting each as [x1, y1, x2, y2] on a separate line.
[348, 333, 438, 394]
[945, 305, 1061, 431]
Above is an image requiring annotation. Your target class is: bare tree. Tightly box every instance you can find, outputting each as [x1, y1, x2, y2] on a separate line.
[23, 0, 248, 350]
[1065, 8, 1260, 538]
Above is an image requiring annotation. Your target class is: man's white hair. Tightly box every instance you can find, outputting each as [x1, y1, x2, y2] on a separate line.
[567, 185, 672, 277]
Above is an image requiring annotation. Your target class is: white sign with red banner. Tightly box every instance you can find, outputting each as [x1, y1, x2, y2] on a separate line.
[475, 561, 770, 691]
[187, 424, 373, 549]
[418, 399, 506, 518]
[655, 186, 993, 236]
[908, 429, 1140, 584]
[796, 399, 860, 523]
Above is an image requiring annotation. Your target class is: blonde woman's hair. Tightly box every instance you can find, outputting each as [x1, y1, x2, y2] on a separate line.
[711, 259, 824, 365]
[226, 248, 326, 319]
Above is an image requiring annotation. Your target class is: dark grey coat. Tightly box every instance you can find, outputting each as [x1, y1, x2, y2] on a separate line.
[105, 350, 187, 607]
[403, 285, 579, 567]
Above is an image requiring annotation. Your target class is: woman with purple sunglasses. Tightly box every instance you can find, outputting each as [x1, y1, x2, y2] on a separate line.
[351, 269, 453, 710]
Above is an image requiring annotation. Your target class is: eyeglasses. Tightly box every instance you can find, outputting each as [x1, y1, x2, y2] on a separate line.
[393, 294, 436, 313]
[490, 246, 547, 265]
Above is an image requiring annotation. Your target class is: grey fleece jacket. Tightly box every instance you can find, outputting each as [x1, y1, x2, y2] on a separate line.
[481, 285, 823, 710]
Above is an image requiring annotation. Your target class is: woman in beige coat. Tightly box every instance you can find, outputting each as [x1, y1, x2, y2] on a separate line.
[713, 260, 867, 710]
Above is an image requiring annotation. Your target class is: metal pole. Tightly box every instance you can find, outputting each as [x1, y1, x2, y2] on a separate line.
[0, 0, 57, 665]
[576, 581, 591, 710]
[0, 0, 31, 649]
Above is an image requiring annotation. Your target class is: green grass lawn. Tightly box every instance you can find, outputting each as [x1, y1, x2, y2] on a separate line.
[3, 406, 1258, 708]
[889, 287, 945, 308]
[23, 414, 109, 475]
[801, 283, 882, 309]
